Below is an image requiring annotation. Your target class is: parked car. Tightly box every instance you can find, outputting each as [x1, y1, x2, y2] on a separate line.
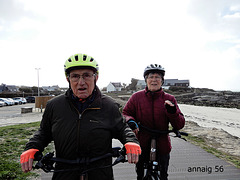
[0, 101, 5, 107]
[13, 97, 27, 104]
[0, 98, 14, 106]
[22, 98, 27, 104]
[22, 97, 27, 104]
[12, 99, 20, 105]
[25, 96, 35, 103]
[7, 98, 18, 105]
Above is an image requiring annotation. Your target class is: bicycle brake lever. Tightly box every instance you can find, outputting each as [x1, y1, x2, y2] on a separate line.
[112, 147, 121, 157]
[33, 161, 43, 169]
[113, 155, 127, 165]
[33, 152, 55, 172]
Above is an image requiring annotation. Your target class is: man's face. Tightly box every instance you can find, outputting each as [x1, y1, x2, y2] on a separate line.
[68, 69, 98, 99]
[146, 73, 163, 92]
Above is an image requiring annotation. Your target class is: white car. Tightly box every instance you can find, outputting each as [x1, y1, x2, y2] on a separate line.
[0, 101, 5, 107]
[13, 97, 27, 104]
[0, 98, 14, 106]
[21, 97, 27, 104]
[7, 98, 18, 105]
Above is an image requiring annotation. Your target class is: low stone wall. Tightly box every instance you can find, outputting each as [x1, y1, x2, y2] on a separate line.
[21, 107, 33, 114]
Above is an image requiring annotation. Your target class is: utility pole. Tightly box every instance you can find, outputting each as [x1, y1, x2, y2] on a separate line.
[35, 68, 41, 96]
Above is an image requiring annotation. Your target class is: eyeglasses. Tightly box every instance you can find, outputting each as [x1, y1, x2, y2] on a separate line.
[69, 73, 96, 82]
[147, 75, 162, 81]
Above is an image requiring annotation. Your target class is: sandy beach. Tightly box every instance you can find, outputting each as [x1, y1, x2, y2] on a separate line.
[179, 104, 240, 157]
[179, 104, 240, 138]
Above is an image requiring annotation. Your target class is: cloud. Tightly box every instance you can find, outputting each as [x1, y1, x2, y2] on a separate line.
[0, 0, 26, 22]
[0, 0, 43, 40]
[187, 0, 240, 36]
[0, 0, 239, 91]
[185, 0, 240, 90]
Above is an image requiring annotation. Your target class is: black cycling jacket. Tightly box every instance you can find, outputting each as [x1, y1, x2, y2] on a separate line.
[25, 87, 138, 180]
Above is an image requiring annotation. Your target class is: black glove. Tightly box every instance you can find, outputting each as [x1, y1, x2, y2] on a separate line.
[165, 103, 177, 114]
[127, 120, 138, 130]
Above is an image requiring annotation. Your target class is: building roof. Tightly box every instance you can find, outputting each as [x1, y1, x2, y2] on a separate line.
[164, 79, 189, 85]
[0, 84, 19, 92]
[111, 82, 122, 87]
[6, 85, 19, 91]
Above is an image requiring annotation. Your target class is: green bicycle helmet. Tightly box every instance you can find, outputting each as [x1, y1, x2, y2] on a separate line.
[64, 53, 99, 77]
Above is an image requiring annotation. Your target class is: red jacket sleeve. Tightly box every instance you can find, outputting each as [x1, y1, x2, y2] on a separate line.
[122, 93, 137, 122]
[164, 95, 185, 130]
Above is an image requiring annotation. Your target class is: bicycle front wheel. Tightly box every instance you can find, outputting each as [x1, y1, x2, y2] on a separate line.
[143, 173, 160, 180]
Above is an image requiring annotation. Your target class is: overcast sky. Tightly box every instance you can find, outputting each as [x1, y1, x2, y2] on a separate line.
[0, 0, 240, 91]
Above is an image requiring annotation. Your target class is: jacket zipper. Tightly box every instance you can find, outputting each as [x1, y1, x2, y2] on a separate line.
[72, 105, 100, 155]
[151, 92, 156, 127]
[69, 103, 82, 154]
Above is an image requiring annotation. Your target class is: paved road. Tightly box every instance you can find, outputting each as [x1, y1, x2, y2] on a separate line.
[0, 103, 35, 119]
[40, 138, 240, 180]
[0, 103, 42, 127]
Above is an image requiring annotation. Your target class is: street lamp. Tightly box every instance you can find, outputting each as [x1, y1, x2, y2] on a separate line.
[35, 68, 41, 96]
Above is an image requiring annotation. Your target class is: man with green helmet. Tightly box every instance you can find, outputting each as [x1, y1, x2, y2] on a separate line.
[20, 53, 141, 180]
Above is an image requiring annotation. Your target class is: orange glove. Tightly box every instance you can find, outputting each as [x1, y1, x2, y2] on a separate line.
[124, 142, 141, 164]
[124, 142, 141, 155]
[20, 149, 39, 163]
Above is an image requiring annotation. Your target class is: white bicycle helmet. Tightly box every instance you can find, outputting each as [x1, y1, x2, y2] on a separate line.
[143, 64, 165, 78]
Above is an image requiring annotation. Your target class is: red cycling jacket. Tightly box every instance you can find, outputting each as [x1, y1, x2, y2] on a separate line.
[122, 88, 185, 155]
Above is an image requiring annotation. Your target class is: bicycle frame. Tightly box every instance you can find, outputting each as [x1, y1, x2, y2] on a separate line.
[33, 147, 127, 180]
[139, 124, 188, 180]
[143, 138, 160, 180]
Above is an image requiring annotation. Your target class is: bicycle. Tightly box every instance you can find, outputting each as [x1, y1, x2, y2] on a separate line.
[138, 123, 188, 180]
[33, 147, 127, 180]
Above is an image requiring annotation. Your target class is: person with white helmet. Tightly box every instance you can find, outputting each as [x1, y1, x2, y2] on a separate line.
[20, 53, 141, 180]
[123, 64, 185, 180]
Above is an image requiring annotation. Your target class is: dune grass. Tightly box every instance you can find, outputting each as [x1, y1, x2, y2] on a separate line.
[0, 122, 54, 180]
[185, 134, 240, 168]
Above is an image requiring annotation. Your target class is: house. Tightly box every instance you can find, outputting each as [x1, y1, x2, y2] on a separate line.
[0, 84, 19, 92]
[0, 84, 8, 92]
[7, 85, 19, 92]
[163, 79, 190, 88]
[42, 85, 60, 92]
[135, 79, 190, 90]
[136, 80, 146, 90]
[107, 82, 123, 92]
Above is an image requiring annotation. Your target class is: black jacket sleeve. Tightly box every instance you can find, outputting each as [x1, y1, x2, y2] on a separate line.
[24, 102, 53, 152]
[109, 100, 139, 145]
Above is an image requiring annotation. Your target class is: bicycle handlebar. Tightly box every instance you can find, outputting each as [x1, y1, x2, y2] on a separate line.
[138, 123, 188, 141]
[33, 147, 127, 173]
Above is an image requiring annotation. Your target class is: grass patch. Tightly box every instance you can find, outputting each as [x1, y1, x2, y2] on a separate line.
[0, 122, 54, 180]
[185, 134, 240, 168]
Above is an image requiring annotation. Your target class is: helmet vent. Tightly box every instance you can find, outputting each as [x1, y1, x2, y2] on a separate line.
[68, 58, 72, 62]
[90, 58, 94, 62]
[83, 55, 87, 61]
[75, 55, 78, 61]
